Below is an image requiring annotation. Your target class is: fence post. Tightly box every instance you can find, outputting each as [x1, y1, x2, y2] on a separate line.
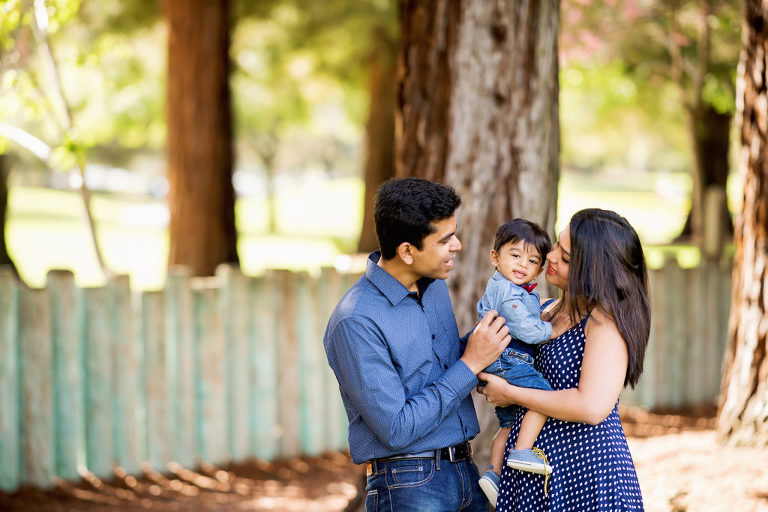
[251, 270, 279, 461]
[142, 290, 170, 471]
[192, 278, 228, 466]
[82, 286, 114, 479]
[687, 264, 708, 406]
[296, 272, 325, 455]
[217, 264, 250, 463]
[165, 267, 196, 468]
[277, 270, 300, 457]
[711, 260, 733, 399]
[109, 275, 142, 474]
[318, 267, 349, 451]
[19, 287, 55, 489]
[0, 269, 19, 491]
[47, 270, 84, 481]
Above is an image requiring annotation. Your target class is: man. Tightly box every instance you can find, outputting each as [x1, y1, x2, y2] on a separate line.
[324, 177, 511, 511]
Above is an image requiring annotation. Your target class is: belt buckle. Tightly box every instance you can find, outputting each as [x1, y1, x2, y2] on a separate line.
[447, 445, 457, 462]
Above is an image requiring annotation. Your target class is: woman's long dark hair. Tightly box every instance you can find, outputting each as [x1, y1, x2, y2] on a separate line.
[562, 208, 651, 388]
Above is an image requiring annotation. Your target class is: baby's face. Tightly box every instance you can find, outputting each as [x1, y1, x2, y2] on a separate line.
[491, 240, 543, 286]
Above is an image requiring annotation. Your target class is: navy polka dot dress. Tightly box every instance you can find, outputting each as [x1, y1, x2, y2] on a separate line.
[496, 316, 644, 511]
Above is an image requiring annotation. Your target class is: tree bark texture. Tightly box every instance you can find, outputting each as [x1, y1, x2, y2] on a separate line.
[397, 0, 560, 333]
[357, 31, 397, 254]
[166, 0, 238, 276]
[717, 0, 768, 447]
[396, 0, 559, 472]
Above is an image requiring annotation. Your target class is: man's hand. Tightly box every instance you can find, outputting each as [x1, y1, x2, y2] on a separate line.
[461, 311, 510, 375]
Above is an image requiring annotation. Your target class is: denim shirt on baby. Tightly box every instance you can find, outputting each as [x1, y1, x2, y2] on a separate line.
[476, 270, 552, 358]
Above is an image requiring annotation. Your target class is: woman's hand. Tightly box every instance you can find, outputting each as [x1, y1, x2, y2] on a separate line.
[477, 372, 519, 408]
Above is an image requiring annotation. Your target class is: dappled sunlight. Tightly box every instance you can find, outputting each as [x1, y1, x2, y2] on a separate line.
[0, 452, 360, 512]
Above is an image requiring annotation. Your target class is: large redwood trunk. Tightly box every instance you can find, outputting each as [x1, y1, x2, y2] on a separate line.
[397, 0, 560, 470]
[398, 0, 559, 332]
[357, 31, 397, 254]
[165, 0, 238, 276]
[717, 0, 768, 447]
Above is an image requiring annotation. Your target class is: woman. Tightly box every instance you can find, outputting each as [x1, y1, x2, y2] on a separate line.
[478, 208, 650, 511]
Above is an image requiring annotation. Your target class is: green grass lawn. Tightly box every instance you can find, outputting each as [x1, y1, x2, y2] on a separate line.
[6, 170, 724, 289]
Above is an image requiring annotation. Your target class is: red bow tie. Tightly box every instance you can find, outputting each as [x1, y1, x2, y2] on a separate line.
[522, 283, 537, 293]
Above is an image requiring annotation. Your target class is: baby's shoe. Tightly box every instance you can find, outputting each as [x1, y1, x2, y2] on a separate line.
[478, 469, 501, 509]
[506, 447, 552, 475]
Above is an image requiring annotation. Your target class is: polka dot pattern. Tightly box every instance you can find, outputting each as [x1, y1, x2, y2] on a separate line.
[496, 318, 644, 511]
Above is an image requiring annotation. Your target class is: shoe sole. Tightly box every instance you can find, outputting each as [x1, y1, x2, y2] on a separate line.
[506, 460, 552, 475]
[478, 477, 498, 509]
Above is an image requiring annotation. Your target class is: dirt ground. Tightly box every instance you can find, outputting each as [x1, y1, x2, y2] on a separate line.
[2, 408, 767, 512]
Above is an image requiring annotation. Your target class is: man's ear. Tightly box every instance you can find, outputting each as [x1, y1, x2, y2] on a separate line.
[397, 242, 415, 265]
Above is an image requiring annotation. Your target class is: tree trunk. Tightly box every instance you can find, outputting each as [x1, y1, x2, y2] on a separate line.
[165, 0, 238, 276]
[0, 154, 18, 276]
[398, 0, 559, 332]
[717, 0, 768, 447]
[676, 104, 734, 255]
[397, 0, 560, 472]
[357, 30, 397, 254]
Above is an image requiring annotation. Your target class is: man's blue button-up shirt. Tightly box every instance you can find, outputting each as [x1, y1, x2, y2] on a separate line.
[323, 252, 480, 464]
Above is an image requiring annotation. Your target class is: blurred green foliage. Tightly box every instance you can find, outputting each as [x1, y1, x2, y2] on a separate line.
[560, 0, 741, 173]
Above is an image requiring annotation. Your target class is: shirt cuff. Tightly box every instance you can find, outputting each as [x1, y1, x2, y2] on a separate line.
[448, 359, 481, 397]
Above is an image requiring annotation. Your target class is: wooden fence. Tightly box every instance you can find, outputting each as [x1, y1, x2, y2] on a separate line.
[0, 265, 357, 492]
[0, 257, 732, 493]
[621, 257, 732, 410]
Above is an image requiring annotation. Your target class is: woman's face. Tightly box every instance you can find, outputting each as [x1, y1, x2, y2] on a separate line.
[545, 225, 571, 290]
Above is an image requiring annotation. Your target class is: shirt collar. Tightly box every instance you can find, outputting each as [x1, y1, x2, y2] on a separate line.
[366, 252, 435, 306]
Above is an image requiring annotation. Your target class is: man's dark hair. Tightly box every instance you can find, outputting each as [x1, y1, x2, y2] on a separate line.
[373, 177, 461, 260]
[493, 218, 552, 266]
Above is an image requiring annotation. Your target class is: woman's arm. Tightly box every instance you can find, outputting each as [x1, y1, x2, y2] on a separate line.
[478, 308, 628, 425]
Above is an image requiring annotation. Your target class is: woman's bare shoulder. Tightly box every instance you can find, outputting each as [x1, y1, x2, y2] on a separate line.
[585, 307, 622, 338]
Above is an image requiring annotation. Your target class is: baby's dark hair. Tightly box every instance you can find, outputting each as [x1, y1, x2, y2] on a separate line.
[493, 218, 552, 266]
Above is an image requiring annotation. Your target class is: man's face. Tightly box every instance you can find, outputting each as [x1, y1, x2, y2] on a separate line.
[409, 214, 462, 280]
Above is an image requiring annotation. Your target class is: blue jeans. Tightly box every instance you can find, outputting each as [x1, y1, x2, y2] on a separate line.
[484, 347, 552, 428]
[365, 453, 488, 511]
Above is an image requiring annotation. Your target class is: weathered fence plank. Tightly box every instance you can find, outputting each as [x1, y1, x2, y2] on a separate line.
[0, 269, 20, 492]
[688, 265, 708, 406]
[142, 290, 170, 471]
[217, 265, 250, 463]
[277, 270, 301, 457]
[319, 268, 352, 451]
[47, 270, 84, 481]
[19, 287, 55, 489]
[83, 287, 114, 479]
[110, 275, 142, 474]
[296, 272, 325, 456]
[251, 271, 279, 460]
[165, 267, 196, 468]
[192, 280, 228, 466]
